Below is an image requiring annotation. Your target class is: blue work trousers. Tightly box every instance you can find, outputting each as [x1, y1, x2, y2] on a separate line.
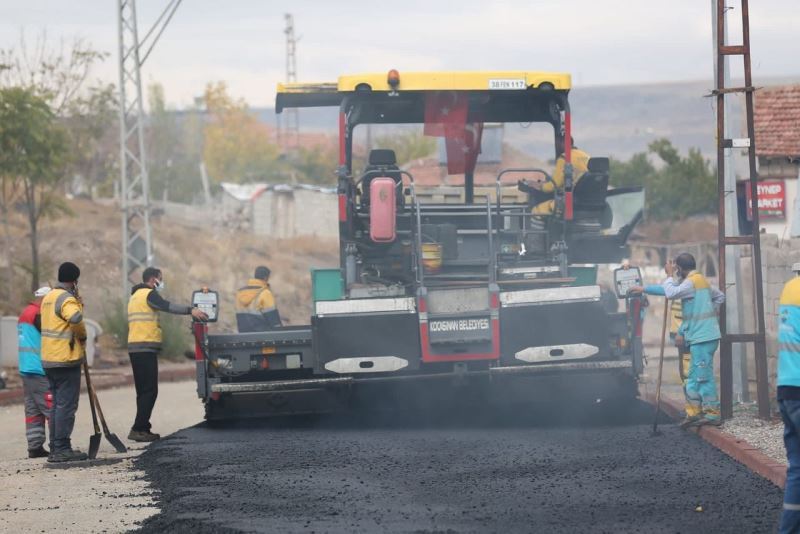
[780, 399, 800, 533]
[685, 340, 720, 419]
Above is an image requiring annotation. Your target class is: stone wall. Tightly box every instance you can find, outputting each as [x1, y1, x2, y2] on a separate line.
[252, 188, 338, 239]
[740, 234, 800, 397]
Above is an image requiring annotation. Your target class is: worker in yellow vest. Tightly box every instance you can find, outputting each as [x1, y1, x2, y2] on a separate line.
[40, 262, 88, 463]
[518, 138, 591, 216]
[235, 266, 282, 332]
[127, 267, 207, 442]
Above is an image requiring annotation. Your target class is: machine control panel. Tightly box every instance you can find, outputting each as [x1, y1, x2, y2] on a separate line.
[613, 266, 643, 299]
[192, 289, 219, 322]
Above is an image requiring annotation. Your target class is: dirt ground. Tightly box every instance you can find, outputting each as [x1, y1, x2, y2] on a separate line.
[0, 197, 339, 332]
[0, 380, 203, 533]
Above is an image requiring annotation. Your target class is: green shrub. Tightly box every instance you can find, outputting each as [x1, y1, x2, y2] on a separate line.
[101, 298, 129, 348]
[158, 310, 192, 361]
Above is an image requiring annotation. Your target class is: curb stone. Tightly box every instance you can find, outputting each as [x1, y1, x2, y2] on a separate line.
[644, 390, 787, 488]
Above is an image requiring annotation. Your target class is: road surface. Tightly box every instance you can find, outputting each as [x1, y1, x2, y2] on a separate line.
[135, 400, 783, 533]
[0, 380, 203, 533]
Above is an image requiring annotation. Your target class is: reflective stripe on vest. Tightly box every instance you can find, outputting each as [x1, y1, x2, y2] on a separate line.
[127, 288, 162, 349]
[682, 272, 721, 344]
[40, 288, 83, 365]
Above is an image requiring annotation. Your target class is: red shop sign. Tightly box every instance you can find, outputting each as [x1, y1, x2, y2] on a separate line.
[746, 180, 786, 220]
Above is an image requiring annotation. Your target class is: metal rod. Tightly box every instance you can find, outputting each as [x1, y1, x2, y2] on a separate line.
[740, 0, 771, 419]
[715, 0, 732, 419]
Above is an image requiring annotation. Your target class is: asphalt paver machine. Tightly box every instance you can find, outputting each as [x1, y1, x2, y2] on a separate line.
[191, 71, 647, 420]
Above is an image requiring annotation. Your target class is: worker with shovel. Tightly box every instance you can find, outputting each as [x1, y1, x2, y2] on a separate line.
[630, 253, 724, 427]
[777, 263, 800, 533]
[632, 274, 693, 425]
[127, 267, 208, 442]
[40, 262, 88, 463]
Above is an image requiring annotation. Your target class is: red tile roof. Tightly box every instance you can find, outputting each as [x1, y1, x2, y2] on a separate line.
[754, 85, 800, 158]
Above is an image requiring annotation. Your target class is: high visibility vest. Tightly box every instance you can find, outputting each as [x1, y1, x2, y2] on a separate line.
[128, 287, 162, 351]
[40, 288, 85, 367]
[778, 277, 800, 388]
[17, 302, 44, 375]
[235, 279, 279, 332]
[669, 299, 683, 335]
[542, 148, 591, 193]
[681, 271, 721, 344]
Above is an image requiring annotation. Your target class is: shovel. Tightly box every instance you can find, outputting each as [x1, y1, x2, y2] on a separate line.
[83, 360, 128, 454]
[651, 296, 670, 436]
[82, 360, 102, 459]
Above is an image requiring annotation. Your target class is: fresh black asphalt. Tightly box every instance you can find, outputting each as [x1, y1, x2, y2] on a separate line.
[134, 401, 783, 533]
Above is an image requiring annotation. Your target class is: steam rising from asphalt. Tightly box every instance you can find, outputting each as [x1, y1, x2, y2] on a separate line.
[206, 380, 670, 432]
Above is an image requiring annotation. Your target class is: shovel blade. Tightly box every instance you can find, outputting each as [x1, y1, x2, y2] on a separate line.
[88, 433, 101, 459]
[105, 432, 128, 454]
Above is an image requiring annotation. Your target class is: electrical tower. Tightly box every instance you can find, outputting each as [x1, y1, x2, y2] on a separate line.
[283, 13, 300, 151]
[117, 0, 152, 296]
[116, 0, 182, 297]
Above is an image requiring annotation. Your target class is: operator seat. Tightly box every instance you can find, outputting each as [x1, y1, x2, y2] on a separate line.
[361, 149, 403, 208]
[572, 157, 612, 229]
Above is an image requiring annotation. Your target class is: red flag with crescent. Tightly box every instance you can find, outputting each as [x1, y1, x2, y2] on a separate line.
[423, 91, 482, 174]
[424, 91, 468, 137]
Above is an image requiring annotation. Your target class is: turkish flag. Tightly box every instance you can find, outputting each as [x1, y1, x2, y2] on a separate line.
[445, 123, 484, 175]
[424, 91, 468, 137]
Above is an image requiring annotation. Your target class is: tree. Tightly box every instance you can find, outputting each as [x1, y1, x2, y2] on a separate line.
[62, 83, 118, 195]
[0, 32, 108, 115]
[609, 139, 716, 221]
[1, 32, 109, 289]
[202, 82, 279, 183]
[146, 83, 207, 203]
[374, 131, 436, 166]
[0, 87, 69, 290]
[290, 144, 339, 185]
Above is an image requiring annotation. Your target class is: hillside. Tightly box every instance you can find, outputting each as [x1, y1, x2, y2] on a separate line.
[1, 198, 339, 334]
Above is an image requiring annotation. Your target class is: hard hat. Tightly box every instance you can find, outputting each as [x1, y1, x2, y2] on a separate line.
[34, 286, 51, 298]
[793, 262, 800, 274]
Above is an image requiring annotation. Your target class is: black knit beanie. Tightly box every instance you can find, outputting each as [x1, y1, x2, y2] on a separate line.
[58, 262, 81, 283]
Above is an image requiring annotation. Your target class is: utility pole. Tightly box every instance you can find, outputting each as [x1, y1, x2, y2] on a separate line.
[713, 0, 770, 419]
[116, 0, 182, 297]
[711, 1, 749, 403]
[283, 13, 300, 151]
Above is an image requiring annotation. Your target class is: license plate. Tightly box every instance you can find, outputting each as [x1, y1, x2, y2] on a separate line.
[488, 78, 526, 90]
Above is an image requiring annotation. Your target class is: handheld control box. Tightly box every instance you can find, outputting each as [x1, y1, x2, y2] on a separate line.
[613, 266, 643, 299]
[192, 289, 219, 322]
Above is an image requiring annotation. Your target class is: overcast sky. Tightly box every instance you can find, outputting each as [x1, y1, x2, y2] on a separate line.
[1, 0, 798, 108]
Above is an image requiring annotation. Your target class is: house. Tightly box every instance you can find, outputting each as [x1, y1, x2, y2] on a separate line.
[753, 84, 800, 238]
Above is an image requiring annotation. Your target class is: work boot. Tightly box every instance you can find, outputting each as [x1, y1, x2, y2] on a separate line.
[697, 416, 723, 427]
[47, 449, 88, 463]
[128, 430, 160, 442]
[28, 446, 49, 459]
[679, 415, 702, 429]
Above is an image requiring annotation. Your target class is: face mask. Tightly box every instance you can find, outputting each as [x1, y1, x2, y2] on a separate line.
[155, 279, 165, 292]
